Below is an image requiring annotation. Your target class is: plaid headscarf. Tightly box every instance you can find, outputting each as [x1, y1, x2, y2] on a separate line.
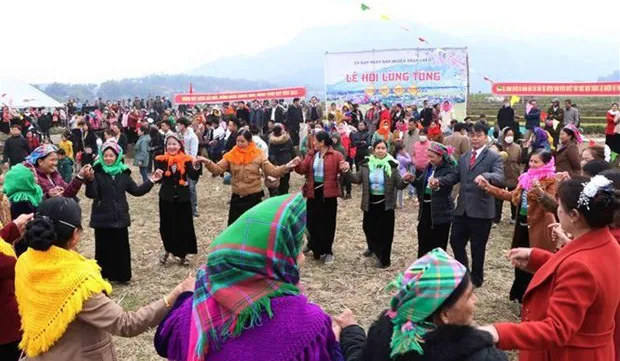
[562, 124, 583, 144]
[189, 193, 307, 360]
[428, 142, 457, 166]
[26, 144, 58, 165]
[386, 248, 467, 357]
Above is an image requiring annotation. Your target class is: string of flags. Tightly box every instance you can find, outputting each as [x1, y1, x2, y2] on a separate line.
[359, 2, 493, 86]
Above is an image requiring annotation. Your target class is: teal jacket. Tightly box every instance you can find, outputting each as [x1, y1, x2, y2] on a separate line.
[133, 134, 151, 167]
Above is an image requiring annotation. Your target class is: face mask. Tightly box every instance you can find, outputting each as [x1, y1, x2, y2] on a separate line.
[504, 103, 510, 108]
[504, 136, 514, 144]
[419, 135, 428, 142]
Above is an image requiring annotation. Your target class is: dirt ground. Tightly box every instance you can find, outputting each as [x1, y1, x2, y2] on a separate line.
[76, 168, 521, 360]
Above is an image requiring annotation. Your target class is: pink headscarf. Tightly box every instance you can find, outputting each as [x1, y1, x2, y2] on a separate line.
[517, 157, 556, 190]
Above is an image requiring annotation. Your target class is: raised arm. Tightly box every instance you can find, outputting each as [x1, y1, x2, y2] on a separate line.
[126, 176, 154, 197]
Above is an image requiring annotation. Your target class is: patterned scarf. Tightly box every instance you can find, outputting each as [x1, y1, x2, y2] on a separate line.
[2, 163, 44, 206]
[386, 248, 466, 357]
[223, 142, 262, 165]
[93, 141, 129, 176]
[428, 141, 457, 166]
[518, 157, 556, 191]
[15, 246, 112, 358]
[26, 144, 58, 165]
[367, 154, 396, 177]
[188, 193, 307, 360]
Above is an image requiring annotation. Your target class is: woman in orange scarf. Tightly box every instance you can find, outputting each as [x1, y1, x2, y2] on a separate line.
[155, 134, 201, 266]
[372, 119, 394, 151]
[199, 129, 300, 225]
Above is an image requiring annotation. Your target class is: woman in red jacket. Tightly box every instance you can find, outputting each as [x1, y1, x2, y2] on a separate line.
[480, 175, 620, 361]
[606, 102, 620, 153]
[294, 131, 346, 264]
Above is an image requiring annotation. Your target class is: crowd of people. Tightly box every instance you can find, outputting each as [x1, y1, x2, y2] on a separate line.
[0, 94, 619, 361]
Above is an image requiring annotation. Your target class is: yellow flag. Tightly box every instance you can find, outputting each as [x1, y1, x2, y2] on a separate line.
[510, 95, 520, 107]
[379, 14, 390, 21]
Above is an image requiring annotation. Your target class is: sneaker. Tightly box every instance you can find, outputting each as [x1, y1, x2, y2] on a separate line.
[509, 218, 516, 225]
[302, 246, 311, 254]
[492, 223, 498, 229]
[323, 254, 334, 264]
[344, 193, 352, 200]
[362, 249, 373, 257]
[376, 260, 390, 269]
[193, 213, 200, 218]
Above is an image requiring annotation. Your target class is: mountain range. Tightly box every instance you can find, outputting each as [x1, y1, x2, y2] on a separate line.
[191, 21, 619, 93]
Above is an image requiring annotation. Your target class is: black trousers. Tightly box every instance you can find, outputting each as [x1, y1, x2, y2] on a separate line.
[228, 191, 264, 225]
[363, 196, 395, 266]
[494, 186, 516, 223]
[417, 201, 451, 258]
[95, 227, 131, 283]
[268, 173, 291, 197]
[306, 185, 338, 257]
[450, 215, 492, 287]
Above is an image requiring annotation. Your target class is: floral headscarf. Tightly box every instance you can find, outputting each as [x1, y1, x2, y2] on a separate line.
[26, 144, 58, 165]
[562, 124, 583, 144]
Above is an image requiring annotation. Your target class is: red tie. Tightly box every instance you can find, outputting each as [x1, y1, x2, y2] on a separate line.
[469, 150, 477, 168]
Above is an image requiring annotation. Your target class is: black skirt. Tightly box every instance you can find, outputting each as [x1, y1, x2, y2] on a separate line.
[95, 227, 131, 283]
[160, 198, 198, 258]
[228, 191, 264, 225]
[363, 195, 395, 266]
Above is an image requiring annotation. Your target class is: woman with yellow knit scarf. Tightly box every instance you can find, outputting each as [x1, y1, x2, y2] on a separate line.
[14, 197, 194, 361]
[199, 129, 300, 225]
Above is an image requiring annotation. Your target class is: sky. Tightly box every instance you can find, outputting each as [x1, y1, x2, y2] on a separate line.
[2, 0, 618, 84]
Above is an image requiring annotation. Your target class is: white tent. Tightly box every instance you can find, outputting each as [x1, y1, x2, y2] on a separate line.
[0, 77, 63, 108]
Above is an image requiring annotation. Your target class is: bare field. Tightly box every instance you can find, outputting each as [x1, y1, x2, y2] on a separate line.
[75, 168, 520, 360]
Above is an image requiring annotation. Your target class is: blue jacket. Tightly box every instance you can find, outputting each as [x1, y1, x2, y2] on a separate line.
[133, 134, 151, 167]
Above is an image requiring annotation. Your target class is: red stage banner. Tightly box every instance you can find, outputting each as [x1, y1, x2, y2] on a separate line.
[174, 87, 307, 104]
[492, 82, 620, 96]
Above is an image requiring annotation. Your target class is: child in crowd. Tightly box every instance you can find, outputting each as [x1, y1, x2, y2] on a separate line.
[394, 143, 412, 208]
[56, 148, 74, 183]
[25, 130, 40, 150]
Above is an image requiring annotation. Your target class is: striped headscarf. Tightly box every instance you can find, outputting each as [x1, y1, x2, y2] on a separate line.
[386, 248, 467, 357]
[188, 193, 307, 360]
[428, 142, 456, 166]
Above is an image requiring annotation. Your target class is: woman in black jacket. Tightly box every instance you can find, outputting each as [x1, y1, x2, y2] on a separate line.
[85, 141, 161, 283]
[267, 123, 296, 196]
[155, 134, 201, 266]
[334, 248, 507, 361]
[78, 121, 99, 165]
[351, 121, 371, 171]
[413, 142, 456, 258]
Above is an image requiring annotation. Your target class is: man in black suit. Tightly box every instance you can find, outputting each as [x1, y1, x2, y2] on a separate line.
[286, 97, 304, 146]
[419, 100, 434, 128]
[430, 121, 504, 287]
[267, 99, 285, 124]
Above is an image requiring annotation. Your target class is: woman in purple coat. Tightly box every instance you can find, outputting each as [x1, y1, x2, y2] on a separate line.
[154, 193, 343, 361]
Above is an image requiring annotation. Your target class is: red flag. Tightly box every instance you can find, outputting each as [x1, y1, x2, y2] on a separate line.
[418, 37, 427, 43]
[189, 82, 193, 94]
[483, 76, 494, 83]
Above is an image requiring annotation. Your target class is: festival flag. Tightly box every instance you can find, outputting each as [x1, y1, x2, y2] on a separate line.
[510, 95, 520, 106]
[379, 14, 390, 21]
[360, 3, 371, 11]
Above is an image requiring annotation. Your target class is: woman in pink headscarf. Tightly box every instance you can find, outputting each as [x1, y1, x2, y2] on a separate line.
[439, 100, 456, 133]
[477, 149, 558, 303]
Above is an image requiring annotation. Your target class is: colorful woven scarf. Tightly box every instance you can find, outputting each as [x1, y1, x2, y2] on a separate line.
[367, 154, 396, 177]
[428, 142, 457, 166]
[562, 124, 583, 144]
[26, 144, 58, 165]
[518, 157, 556, 191]
[2, 163, 44, 206]
[223, 142, 262, 165]
[93, 141, 129, 176]
[15, 246, 112, 357]
[188, 193, 307, 360]
[386, 248, 466, 357]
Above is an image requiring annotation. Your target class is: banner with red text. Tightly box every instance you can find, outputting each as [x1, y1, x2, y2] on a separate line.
[324, 47, 468, 118]
[173, 87, 307, 104]
[492, 82, 620, 96]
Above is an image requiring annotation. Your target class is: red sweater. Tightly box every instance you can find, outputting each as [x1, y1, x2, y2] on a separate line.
[0, 222, 23, 344]
[295, 148, 344, 199]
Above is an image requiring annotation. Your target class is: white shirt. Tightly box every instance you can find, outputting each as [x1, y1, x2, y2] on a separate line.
[183, 128, 199, 157]
[253, 135, 268, 156]
[471, 144, 486, 160]
[270, 107, 276, 121]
